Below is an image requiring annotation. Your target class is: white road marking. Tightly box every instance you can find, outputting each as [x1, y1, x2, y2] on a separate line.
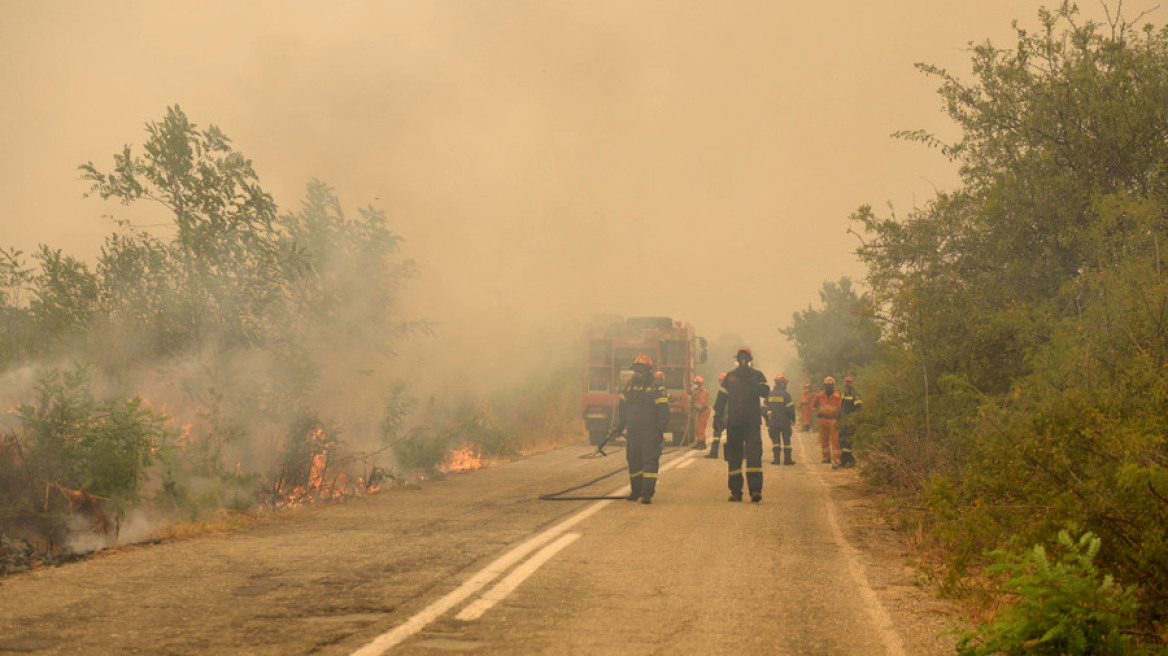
[350, 447, 698, 655]
[809, 434, 908, 656]
[455, 533, 581, 621]
[349, 500, 611, 656]
[673, 449, 700, 469]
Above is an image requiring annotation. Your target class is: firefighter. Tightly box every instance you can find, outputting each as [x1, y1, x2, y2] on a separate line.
[690, 376, 710, 450]
[798, 382, 814, 432]
[704, 372, 727, 459]
[838, 376, 862, 468]
[811, 376, 843, 466]
[609, 354, 670, 504]
[765, 375, 797, 465]
[712, 348, 769, 502]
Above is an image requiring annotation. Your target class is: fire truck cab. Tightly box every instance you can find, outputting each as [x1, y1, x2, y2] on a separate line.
[582, 315, 708, 446]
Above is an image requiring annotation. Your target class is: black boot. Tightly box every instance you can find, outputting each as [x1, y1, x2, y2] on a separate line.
[771, 447, 782, 465]
[626, 477, 642, 501]
[705, 440, 721, 459]
[783, 447, 795, 465]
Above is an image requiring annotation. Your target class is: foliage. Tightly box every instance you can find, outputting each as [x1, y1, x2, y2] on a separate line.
[855, 2, 1168, 637]
[781, 277, 880, 383]
[81, 105, 284, 352]
[14, 364, 175, 507]
[956, 531, 1152, 656]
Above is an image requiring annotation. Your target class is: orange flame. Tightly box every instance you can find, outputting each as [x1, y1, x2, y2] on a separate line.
[440, 445, 483, 473]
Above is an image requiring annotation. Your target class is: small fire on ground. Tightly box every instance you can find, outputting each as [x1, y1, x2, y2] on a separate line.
[440, 445, 483, 473]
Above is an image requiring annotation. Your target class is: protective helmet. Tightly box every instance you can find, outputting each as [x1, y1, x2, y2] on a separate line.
[693, 375, 704, 385]
[803, 382, 811, 389]
[718, 372, 726, 381]
[824, 376, 835, 385]
[654, 371, 665, 380]
[736, 347, 753, 360]
[632, 353, 653, 368]
[774, 374, 788, 383]
[844, 376, 854, 384]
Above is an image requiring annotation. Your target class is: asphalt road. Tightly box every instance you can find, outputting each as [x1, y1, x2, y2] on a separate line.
[0, 429, 961, 655]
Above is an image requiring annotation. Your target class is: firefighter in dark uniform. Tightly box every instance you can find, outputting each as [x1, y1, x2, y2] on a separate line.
[838, 376, 862, 469]
[609, 353, 670, 504]
[712, 347, 769, 502]
[765, 374, 797, 465]
[704, 372, 726, 459]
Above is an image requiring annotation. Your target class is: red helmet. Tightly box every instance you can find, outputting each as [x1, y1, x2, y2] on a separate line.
[844, 376, 854, 384]
[803, 382, 811, 389]
[736, 347, 753, 359]
[824, 376, 836, 385]
[774, 375, 788, 384]
[632, 353, 653, 368]
[718, 372, 726, 381]
[693, 375, 704, 385]
[654, 371, 665, 379]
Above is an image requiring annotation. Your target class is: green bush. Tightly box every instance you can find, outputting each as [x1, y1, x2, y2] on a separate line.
[957, 531, 1157, 655]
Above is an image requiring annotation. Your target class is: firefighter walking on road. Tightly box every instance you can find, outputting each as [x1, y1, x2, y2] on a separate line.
[811, 377, 843, 466]
[704, 372, 727, 459]
[690, 376, 710, 450]
[765, 375, 797, 465]
[609, 354, 670, 504]
[713, 348, 769, 502]
[798, 382, 814, 432]
[838, 376, 862, 468]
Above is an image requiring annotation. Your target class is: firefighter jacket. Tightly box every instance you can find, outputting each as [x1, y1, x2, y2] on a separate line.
[713, 365, 769, 431]
[841, 385, 862, 417]
[614, 377, 670, 436]
[692, 386, 710, 414]
[812, 390, 843, 419]
[799, 389, 815, 415]
[766, 387, 796, 426]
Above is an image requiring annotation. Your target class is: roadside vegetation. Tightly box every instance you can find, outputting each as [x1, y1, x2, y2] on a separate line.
[0, 106, 581, 575]
[785, 3, 1168, 651]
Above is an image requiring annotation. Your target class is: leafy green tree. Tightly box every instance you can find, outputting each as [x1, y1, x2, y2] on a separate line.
[28, 247, 100, 353]
[81, 105, 283, 350]
[781, 277, 879, 382]
[855, 2, 1168, 633]
[0, 247, 34, 369]
[16, 364, 175, 507]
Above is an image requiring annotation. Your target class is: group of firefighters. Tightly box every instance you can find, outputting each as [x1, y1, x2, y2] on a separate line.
[609, 347, 862, 504]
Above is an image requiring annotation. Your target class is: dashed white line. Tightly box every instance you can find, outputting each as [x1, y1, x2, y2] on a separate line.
[349, 447, 697, 656]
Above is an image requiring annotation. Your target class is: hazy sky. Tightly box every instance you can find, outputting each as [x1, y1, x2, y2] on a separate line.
[2, 0, 1163, 379]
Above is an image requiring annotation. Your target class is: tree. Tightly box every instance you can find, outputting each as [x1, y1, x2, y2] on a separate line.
[81, 105, 284, 351]
[855, 3, 1168, 631]
[781, 277, 879, 382]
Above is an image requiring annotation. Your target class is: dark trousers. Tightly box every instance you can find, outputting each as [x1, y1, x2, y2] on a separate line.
[839, 418, 855, 466]
[724, 423, 763, 495]
[626, 430, 662, 499]
[767, 422, 792, 448]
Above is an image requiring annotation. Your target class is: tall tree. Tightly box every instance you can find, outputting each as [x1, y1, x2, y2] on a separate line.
[781, 277, 879, 383]
[855, 3, 1168, 626]
[81, 105, 283, 351]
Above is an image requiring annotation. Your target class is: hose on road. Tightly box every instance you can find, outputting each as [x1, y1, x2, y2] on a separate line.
[539, 446, 682, 501]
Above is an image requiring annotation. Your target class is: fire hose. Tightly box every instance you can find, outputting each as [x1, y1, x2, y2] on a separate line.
[541, 444, 682, 501]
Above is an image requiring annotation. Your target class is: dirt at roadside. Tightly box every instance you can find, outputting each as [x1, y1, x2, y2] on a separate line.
[825, 469, 966, 654]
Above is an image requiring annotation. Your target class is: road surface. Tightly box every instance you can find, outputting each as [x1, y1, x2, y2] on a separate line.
[0, 429, 961, 655]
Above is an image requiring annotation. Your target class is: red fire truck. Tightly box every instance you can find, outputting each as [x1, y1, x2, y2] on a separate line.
[581, 315, 708, 446]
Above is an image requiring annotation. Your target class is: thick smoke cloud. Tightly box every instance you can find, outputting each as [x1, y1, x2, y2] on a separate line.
[2, 0, 1164, 380]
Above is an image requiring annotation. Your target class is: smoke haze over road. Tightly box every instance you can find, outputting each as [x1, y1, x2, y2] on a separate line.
[2, 0, 1163, 379]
